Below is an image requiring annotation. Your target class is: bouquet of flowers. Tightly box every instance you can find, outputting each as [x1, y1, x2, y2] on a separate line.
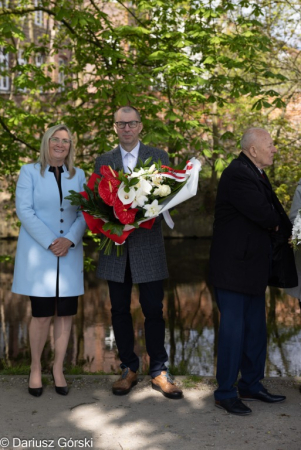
[66, 156, 201, 255]
[291, 209, 301, 250]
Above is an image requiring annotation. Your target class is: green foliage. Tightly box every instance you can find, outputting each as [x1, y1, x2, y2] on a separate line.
[0, 254, 13, 263]
[83, 256, 96, 272]
[0, 0, 301, 218]
[182, 374, 203, 388]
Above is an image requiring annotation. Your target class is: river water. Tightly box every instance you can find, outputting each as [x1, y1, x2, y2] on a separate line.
[1, 238, 301, 376]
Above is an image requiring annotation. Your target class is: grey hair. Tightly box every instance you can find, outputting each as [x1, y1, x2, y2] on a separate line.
[240, 127, 268, 151]
[114, 106, 141, 122]
[38, 124, 76, 178]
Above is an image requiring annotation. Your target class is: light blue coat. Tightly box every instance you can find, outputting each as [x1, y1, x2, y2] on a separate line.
[12, 163, 86, 297]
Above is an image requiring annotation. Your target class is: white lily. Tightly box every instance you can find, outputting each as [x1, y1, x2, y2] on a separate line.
[129, 168, 146, 179]
[132, 189, 148, 207]
[151, 173, 163, 186]
[143, 199, 162, 218]
[147, 164, 156, 174]
[117, 183, 136, 205]
[137, 177, 153, 195]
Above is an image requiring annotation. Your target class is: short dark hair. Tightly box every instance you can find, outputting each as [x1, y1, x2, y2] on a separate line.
[114, 106, 141, 122]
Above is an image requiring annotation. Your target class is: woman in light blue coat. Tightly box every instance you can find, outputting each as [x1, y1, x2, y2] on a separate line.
[12, 124, 86, 397]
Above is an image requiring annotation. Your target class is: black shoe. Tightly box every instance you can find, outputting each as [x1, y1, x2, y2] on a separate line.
[215, 398, 252, 415]
[239, 390, 286, 403]
[28, 372, 43, 397]
[51, 368, 69, 396]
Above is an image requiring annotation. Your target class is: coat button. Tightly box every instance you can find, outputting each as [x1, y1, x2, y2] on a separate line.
[60, 219, 64, 223]
[60, 208, 64, 212]
[60, 230, 64, 234]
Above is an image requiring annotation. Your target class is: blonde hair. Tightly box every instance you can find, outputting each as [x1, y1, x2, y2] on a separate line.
[38, 124, 76, 178]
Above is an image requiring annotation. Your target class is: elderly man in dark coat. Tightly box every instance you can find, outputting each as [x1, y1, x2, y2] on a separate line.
[94, 106, 183, 400]
[209, 128, 296, 415]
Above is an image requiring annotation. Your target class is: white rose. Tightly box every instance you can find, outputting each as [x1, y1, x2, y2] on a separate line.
[153, 184, 171, 197]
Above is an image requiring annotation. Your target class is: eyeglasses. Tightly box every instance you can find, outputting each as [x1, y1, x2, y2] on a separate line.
[50, 137, 71, 145]
[115, 121, 141, 129]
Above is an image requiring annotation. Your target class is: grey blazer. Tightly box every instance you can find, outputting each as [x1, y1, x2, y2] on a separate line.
[94, 142, 169, 283]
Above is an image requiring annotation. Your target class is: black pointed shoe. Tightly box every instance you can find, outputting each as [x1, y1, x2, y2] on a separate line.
[51, 368, 69, 396]
[215, 398, 252, 415]
[28, 372, 43, 397]
[239, 390, 286, 403]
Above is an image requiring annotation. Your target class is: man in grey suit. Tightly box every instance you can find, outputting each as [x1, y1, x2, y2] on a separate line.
[94, 106, 183, 399]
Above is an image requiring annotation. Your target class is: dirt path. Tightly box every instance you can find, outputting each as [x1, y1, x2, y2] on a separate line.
[0, 376, 300, 450]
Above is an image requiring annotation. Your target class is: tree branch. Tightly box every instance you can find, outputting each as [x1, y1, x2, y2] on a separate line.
[114, 0, 145, 27]
[0, 116, 39, 152]
[0, 7, 104, 50]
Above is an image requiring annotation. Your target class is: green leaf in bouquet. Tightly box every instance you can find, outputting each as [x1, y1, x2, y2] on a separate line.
[134, 210, 146, 222]
[102, 221, 125, 236]
[143, 156, 153, 167]
[65, 190, 84, 205]
[129, 178, 140, 187]
[136, 158, 144, 169]
[93, 178, 101, 195]
[94, 199, 114, 220]
[84, 184, 96, 204]
[130, 221, 139, 228]
[157, 180, 187, 204]
[173, 159, 191, 170]
[98, 237, 124, 257]
[120, 174, 129, 183]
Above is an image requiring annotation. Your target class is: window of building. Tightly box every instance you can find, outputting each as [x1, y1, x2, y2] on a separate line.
[35, 53, 44, 67]
[0, 47, 9, 91]
[18, 49, 26, 66]
[34, 0, 43, 26]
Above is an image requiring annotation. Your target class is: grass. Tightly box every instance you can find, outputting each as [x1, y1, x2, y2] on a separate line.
[0, 361, 115, 376]
[0, 360, 205, 378]
[182, 375, 204, 388]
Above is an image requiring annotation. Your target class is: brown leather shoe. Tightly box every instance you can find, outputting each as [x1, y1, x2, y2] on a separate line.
[151, 371, 183, 399]
[112, 367, 138, 395]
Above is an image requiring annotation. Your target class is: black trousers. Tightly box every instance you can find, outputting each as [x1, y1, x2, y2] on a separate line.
[214, 288, 267, 401]
[107, 259, 168, 378]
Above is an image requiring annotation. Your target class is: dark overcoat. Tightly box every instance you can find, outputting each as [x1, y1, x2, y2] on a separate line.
[209, 152, 297, 295]
[94, 142, 169, 283]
